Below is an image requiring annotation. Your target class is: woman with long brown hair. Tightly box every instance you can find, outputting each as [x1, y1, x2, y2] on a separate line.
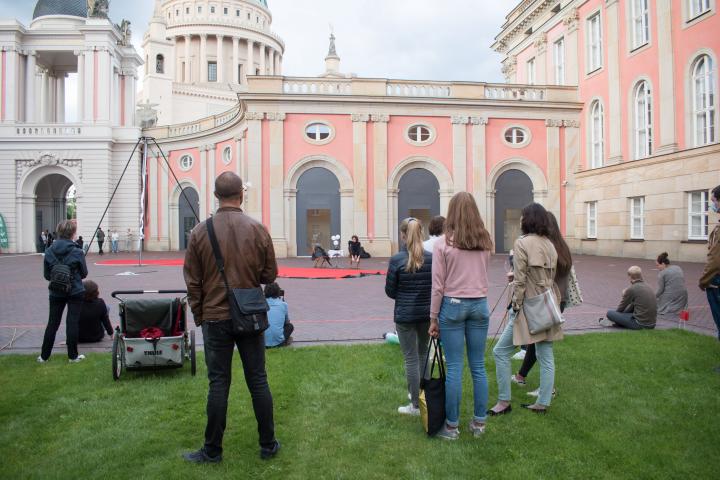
[428, 192, 493, 440]
[385, 218, 433, 415]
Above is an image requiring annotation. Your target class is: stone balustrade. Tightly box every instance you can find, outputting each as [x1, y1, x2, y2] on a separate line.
[144, 102, 242, 140]
[484, 85, 546, 101]
[386, 81, 452, 97]
[283, 80, 352, 95]
[13, 125, 83, 136]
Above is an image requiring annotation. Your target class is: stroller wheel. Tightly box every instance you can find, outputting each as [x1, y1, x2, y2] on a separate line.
[190, 330, 197, 376]
[112, 332, 122, 381]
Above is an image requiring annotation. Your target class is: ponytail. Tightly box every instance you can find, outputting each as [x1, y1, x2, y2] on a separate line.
[401, 218, 425, 273]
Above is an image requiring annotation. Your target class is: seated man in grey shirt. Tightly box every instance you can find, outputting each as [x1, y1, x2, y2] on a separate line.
[601, 266, 657, 330]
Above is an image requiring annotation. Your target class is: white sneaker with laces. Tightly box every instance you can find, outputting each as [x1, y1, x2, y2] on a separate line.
[511, 374, 526, 386]
[512, 349, 526, 360]
[37, 356, 47, 363]
[528, 388, 556, 397]
[397, 404, 420, 416]
[68, 354, 86, 363]
[599, 318, 615, 328]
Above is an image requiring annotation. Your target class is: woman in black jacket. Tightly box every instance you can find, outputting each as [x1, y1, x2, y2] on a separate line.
[78, 280, 113, 343]
[385, 218, 432, 416]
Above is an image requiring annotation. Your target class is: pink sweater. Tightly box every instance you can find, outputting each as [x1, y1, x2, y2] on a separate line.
[430, 235, 491, 318]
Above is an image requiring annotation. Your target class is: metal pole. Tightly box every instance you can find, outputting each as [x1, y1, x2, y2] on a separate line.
[138, 137, 149, 267]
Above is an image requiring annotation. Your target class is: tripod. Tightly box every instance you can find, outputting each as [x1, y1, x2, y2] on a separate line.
[85, 136, 200, 266]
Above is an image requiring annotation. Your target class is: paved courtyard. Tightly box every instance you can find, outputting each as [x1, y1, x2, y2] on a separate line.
[0, 251, 716, 355]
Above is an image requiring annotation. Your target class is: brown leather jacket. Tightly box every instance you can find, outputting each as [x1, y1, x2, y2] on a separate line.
[183, 207, 278, 325]
[699, 222, 720, 289]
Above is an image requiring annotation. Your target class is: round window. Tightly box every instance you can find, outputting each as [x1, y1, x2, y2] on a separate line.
[408, 125, 431, 143]
[179, 154, 194, 171]
[222, 146, 232, 165]
[504, 127, 527, 145]
[305, 123, 331, 141]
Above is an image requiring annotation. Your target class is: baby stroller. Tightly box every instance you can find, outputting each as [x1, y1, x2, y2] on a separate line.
[311, 245, 332, 268]
[110, 290, 196, 381]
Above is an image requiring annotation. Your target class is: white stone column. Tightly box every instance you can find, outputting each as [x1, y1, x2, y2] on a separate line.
[232, 37, 240, 84]
[268, 48, 275, 76]
[284, 188, 297, 256]
[74, 51, 84, 122]
[97, 49, 111, 122]
[451, 115, 469, 193]
[83, 51, 93, 122]
[352, 114, 369, 240]
[25, 51, 36, 123]
[545, 119, 562, 222]
[606, 0, 623, 164]
[216, 35, 224, 83]
[207, 144, 216, 215]
[2, 48, 18, 122]
[267, 113, 286, 256]
[160, 155, 169, 245]
[563, 9, 580, 86]
[149, 151, 158, 240]
[371, 114, 391, 256]
[56, 74, 65, 123]
[199, 145, 208, 219]
[40, 70, 49, 123]
[471, 117, 488, 215]
[246, 39, 255, 80]
[274, 51, 281, 76]
[234, 133, 243, 178]
[259, 43, 266, 75]
[184, 35, 191, 83]
[200, 34, 208, 82]
[655, 0, 677, 154]
[123, 73, 136, 127]
[245, 112, 264, 221]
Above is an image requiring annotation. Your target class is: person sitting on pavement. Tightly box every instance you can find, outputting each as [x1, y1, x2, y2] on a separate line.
[264, 282, 294, 348]
[78, 280, 113, 343]
[601, 266, 657, 329]
[655, 252, 688, 318]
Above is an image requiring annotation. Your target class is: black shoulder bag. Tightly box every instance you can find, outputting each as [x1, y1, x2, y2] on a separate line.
[419, 337, 446, 436]
[206, 217, 269, 336]
[48, 254, 73, 295]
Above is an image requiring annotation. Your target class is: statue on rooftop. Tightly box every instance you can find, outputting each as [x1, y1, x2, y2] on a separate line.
[89, 0, 110, 19]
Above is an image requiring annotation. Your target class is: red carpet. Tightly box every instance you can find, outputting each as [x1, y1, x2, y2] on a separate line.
[95, 259, 385, 279]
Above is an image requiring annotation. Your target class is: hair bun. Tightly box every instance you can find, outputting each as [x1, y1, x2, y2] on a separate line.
[657, 252, 670, 264]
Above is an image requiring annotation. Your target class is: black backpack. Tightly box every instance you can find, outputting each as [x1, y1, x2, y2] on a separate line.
[48, 255, 73, 295]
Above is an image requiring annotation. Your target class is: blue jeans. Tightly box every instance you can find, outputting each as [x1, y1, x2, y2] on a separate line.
[494, 310, 555, 407]
[708, 275, 720, 340]
[111, 240, 118, 253]
[438, 296, 490, 426]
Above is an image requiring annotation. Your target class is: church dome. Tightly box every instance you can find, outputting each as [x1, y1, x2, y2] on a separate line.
[33, 0, 88, 20]
[252, 0, 269, 8]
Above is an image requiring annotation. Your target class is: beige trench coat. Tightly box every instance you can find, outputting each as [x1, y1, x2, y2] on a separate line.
[511, 234, 564, 346]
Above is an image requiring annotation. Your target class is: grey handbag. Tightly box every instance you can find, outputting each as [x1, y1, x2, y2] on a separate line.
[523, 289, 564, 335]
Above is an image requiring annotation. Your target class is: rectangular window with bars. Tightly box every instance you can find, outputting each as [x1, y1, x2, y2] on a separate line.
[587, 201, 598, 239]
[688, 190, 710, 240]
[630, 197, 645, 239]
[208, 62, 217, 82]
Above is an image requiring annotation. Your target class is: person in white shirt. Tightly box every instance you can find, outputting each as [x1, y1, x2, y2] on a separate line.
[111, 230, 119, 253]
[422, 216, 445, 253]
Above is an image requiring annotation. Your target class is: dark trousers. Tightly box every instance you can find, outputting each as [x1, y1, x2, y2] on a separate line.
[283, 322, 294, 344]
[98, 240, 104, 254]
[201, 320, 276, 457]
[707, 275, 720, 340]
[41, 295, 83, 360]
[606, 310, 655, 330]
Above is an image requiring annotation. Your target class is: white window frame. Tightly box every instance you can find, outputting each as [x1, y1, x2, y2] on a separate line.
[688, 190, 710, 240]
[634, 81, 653, 159]
[587, 12, 603, 73]
[222, 146, 232, 165]
[405, 123, 436, 146]
[179, 154, 194, 172]
[590, 100, 604, 168]
[527, 57, 536, 85]
[303, 121, 335, 145]
[689, 0, 712, 19]
[208, 62, 218, 82]
[502, 126, 532, 148]
[630, 197, 645, 239]
[693, 55, 717, 146]
[587, 201, 598, 239]
[553, 37, 565, 85]
[631, 0, 650, 50]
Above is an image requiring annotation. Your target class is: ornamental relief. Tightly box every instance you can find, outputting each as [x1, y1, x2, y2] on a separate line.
[15, 153, 83, 183]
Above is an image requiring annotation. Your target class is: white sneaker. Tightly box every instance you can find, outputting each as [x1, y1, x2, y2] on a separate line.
[511, 374, 527, 386]
[512, 349, 526, 360]
[599, 318, 615, 328]
[68, 354, 86, 363]
[436, 424, 460, 440]
[528, 388, 556, 397]
[397, 404, 420, 416]
[37, 356, 47, 363]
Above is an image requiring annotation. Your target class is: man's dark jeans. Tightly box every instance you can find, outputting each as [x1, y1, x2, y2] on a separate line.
[41, 294, 83, 360]
[97, 240, 104, 255]
[201, 319, 276, 457]
[606, 310, 655, 330]
[707, 275, 720, 340]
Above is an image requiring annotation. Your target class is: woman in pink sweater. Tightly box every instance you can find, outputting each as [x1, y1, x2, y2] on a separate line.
[428, 192, 493, 440]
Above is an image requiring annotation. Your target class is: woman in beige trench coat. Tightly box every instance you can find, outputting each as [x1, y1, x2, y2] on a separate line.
[488, 203, 563, 414]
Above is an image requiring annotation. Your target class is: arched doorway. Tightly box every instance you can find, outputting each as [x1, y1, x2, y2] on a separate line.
[494, 169, 533, 253]
[397, 168, 440, 242]
[178, 187, 199, 250]
[296, 167, 340, 255]
[35, 173, 74, 251]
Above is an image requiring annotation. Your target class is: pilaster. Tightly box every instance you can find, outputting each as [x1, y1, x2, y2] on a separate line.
[1, 47, 18, 122]
[352, 114, 369, 239]
[371, 113, 391, 255]
[199, 144, 208, 219]
[24, 51, 36, 123]
[245, 112, 264, 221]
[216, 35, 224, 83]
[563, 120, 580, 239]
[533, 32, 548, 85]
[267, 112, 287, 256]
[200, 34, 208, 82]
[451, 115, 469, 193]
[246, 40, 254, 81]
[207, 144, 216, 215]
[259, 43, 266, 75]
[232, 37, 240, 84]
[655, 0, 677, 154]
[545, 119, 562, 223]
[470, 116, 488, 215]
[606, 1, 623, 164]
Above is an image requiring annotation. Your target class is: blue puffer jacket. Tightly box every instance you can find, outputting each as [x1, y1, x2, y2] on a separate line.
[384, 249, 432, 323]
[43, 239, 88, 298]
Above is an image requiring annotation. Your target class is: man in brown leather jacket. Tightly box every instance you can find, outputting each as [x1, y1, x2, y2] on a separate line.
[699, 185, 720, 345]
[182, 172, 279, 464]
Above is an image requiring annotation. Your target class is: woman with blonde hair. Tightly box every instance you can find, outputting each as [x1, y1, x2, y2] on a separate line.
[428, 192, 493, 439]
[385, 218, 433, 416]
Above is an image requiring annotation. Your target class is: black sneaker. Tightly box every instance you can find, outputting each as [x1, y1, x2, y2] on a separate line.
[260, 441, 280, 460]
[182, 448, 222, 464]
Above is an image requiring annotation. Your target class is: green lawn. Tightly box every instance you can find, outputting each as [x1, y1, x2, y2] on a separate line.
[1, 330, 719, 479]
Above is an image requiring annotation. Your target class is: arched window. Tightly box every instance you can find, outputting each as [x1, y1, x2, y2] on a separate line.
[590, 100, 604, 168]
[156, 54, 164, 74]
[693, 55, 716, 146]
[634, 81, 653, 159]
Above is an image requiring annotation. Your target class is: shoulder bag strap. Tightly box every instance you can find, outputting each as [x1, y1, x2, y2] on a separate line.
[206, 217, 232, 295]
